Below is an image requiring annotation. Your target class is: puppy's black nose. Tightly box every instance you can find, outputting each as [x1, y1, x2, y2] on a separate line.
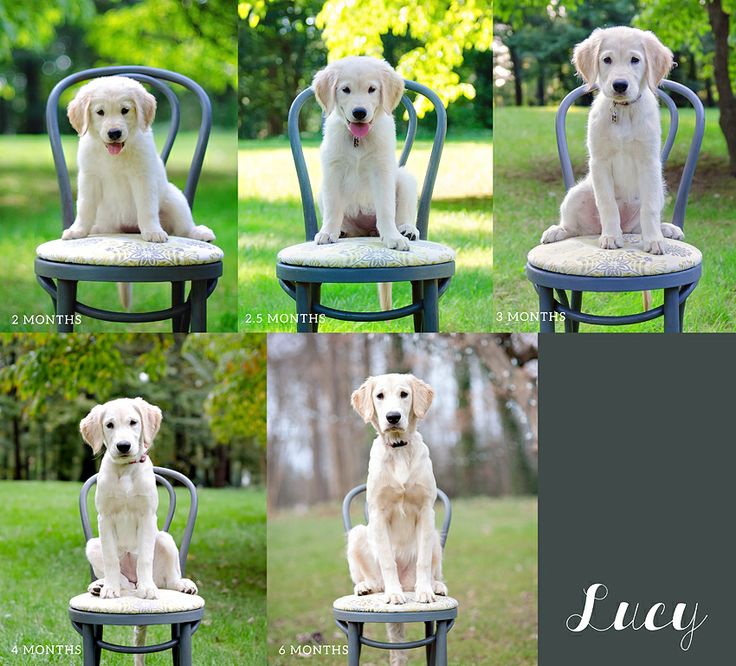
[386, 412, 401, 425]
[116, 442, 131, 453]
[352, 107, 367, 121]
[612, 80, 628, 94]
[107, 129, 123, 140]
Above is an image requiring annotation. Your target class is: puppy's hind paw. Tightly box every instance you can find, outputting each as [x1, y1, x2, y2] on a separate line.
[141, 229, 169, 243]
[599, 234, 624, 250]
[88, 579, 104, 596]
[189, 225, 215, 242]
[661, 223, 684, 241]
[174, 578, 198, 595]
[398, 224, 419, 241]
[433, 581, 448, 596]
[314, 230, 338, 245]
[540, 225, 570, 244]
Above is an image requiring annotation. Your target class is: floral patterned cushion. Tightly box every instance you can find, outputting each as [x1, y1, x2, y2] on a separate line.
[527, 234, 701, 277]
[333, 592, 458, 613]
[36, 234, 223, 267]
[278, 238, 455, 268]
[69, 589, 204, 614]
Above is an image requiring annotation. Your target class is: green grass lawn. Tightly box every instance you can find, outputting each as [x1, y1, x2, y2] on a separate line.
[238, 133, 492, 332]
[0, 482, 265, 665]
[0, 130, 238, 332]
[494, 106, 736, 332]
[268, 496, 537, 665]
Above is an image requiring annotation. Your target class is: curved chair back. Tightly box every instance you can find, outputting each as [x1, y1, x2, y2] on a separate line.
[46, 66, 212, 230]
[555, 81, 705, 230]
[288, 80, 447, 241]
[79, 466, 198, 577]
[341, 483, 452, 548]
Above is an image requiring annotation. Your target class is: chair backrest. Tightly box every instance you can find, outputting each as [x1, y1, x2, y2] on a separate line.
[288, 80, 447, 241]
[555, 81, 705, 230]
[46, 66, 212, 230]
[79, 466, 198, 577]
[341, 483, 452, 548]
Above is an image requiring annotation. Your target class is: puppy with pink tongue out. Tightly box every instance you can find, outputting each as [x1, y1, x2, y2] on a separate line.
[312, 57, 419, 252]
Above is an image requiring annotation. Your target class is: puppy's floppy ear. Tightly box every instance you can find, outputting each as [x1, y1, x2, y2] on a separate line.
[313, 64, 338, 114]
[67, 88, 91, 136]
[133, 85, 157, 129]
[133, 397, 162, 448]
[410, 375, 434, 420]
[572, 29, 602, 88]
[642, 31, 674, 92]
[351, 377, 376, 424]
[80, 405, 105, 455]
[380, 61, 405, 114]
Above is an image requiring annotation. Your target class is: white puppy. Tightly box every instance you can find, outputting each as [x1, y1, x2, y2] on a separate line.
[80, 398, 197, 601]
[541, 27, 679, 254]
[63, 76, 214, 244]
[312, 57, 419, 252]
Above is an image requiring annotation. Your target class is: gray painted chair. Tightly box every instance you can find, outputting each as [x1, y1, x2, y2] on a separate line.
[36, 66, 223, 333]
[526, 80, 705, 332]
[333, 484, 458, 665]
[277, 81, 455, 332]
[69, 467, 204, 665]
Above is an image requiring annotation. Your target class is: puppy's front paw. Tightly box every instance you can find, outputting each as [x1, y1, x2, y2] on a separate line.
[383, 235, 410, 251]
[136, 582, 159, 600]
[100, 583, 121, 599]
[62, 226, 88, 240]
[189, 225, 215, 242]
[599, 234, 624, 249]
[314, 230, 338, 245]
[415, 584, 436, 604]
[142, 229, 169, 243]
[383, 588, 406, 605]
[661, 223, 684, 241]
[398, 224, 419, 241]
[643, 239, 665, 255]
[174, 578, 198, 595]
[432, 581, 448, 596]
[88, 579, 104, 596]
[540, 224, 569, 244]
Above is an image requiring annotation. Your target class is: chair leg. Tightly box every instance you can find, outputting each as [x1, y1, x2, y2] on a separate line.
[190, 280, 208, 332]
[679, 289, 688, 332]
[423, 279, 439, 332]
[347, 621, 360, 666]
[93, 625, 102, 666]
[434, 620, 448, 666]
[310, 283, 321, 332]
[171, 281, 185, 333]
[570, 290, 582, 333]
[425, 620, 436, 665]
[412, 281, 425, 332]
[295, 282, 314, 333]
[171, 623, 181, 665]
[663, 287, 680, 333]
[81, 623, 95, 666]
[179, 622, 192, 666]
[538, 286, 555, 333]
[56, 279, 77, 332]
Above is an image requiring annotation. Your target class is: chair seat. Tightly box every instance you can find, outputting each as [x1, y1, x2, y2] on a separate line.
[36, 234, 223, 267]
[333, 592, 458, 613]
[69, 590, 205, 614]
[527, 234, 701, 277]
[278, 238, 455, 269]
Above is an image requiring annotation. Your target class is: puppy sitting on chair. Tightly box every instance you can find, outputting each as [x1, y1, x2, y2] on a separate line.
[80, 397, 197, 600]
[348, 374, 448, 605]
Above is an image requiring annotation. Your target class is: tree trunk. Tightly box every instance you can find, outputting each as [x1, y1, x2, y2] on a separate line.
[213, 444, 230, 488]
[707, 0, 736, 175]
[536, 65, 546, 106]
[509, 45, 523, 106]
[12, 409, 22, 480]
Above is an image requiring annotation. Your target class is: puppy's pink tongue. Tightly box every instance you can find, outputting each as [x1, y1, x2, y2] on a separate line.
[106, 143, 123, 155]
[349, 122, 370, 138]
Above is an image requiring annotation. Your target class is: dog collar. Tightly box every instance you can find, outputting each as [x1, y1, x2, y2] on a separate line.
[610, 94, 642, 123]
[128, 449, 148, 464]
[386, 439, 408, 448]
[353, 137, 360, 148]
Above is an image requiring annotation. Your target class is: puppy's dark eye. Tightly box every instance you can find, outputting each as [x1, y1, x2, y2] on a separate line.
[631, 56, 640, 64]
[121, 107, 129, 115]
[105, 423, 114, 429]
[368, 86, 376, 93]
[342, 86, 351, 94]
[400, 391, 408, 398]
[96, 109, 104, 116]
[129, 419, 137, 426]
[603, 57, 612, 65]
[376, 393, 384, 400]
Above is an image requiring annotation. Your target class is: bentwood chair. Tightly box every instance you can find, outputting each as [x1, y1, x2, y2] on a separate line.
[526, 80, 704, 332]
[35, 66, 223, 333]
[333, 484, 458, 665]
[276, 81, 455, 332]
[69, 467, 204, 665]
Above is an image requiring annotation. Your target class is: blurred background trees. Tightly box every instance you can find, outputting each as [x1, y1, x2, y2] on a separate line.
[267, 333, 538, 510]
[0, 333, 266, 487]
[0, 0, 237, 134]
[238, 0, 492, 138]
